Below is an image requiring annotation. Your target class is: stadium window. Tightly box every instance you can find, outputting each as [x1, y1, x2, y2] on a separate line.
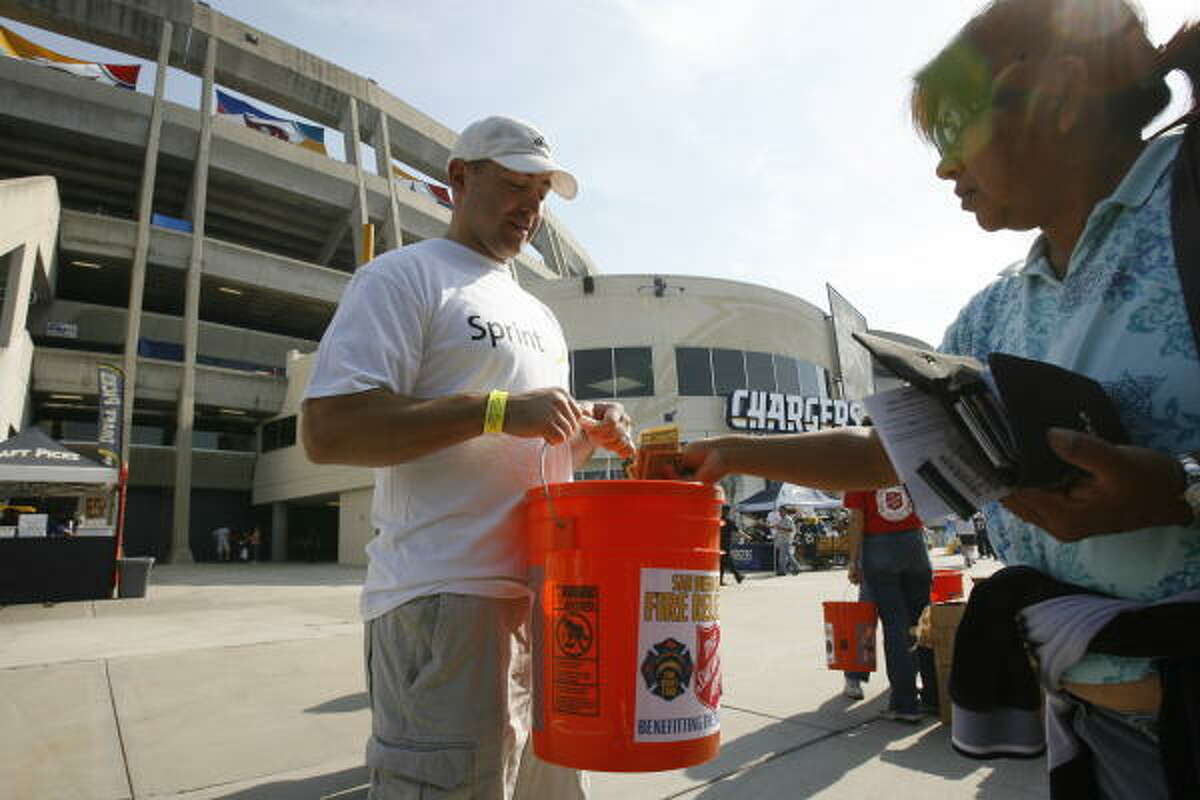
[261, 421, 278, 452]
[61, 420, 98, 441]
[745, 351, 776, 392]
[572, 348, 615, 399]
[217, 432, 256, 452]
[819, 366, 834, 398]
[675, 347, 713, 396]
[711, 348, 747, 396]
[193, 430, 220, 449]
[131, 424, 166, 446]
[614, 347, 654, 398]
[260, 415, 297, 453]
[279, 416, 296, 447]
[774, 354, 802, 395]
[797, 360, 824, 397]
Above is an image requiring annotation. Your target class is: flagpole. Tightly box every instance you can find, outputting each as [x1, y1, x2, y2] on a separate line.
[113, 462, 128, 596]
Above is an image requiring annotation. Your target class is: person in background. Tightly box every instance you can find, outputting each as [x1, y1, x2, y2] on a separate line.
[843, 485, 937, 721]
[719, 504, 745, 586]
[248, 527, 262, 562]
[301, 115, 632, 799]
[841, 567, 874, 701]
[211, 524, 231, 562]
[954, 515, 977, 568]
[768, 505, 801, 575]
[973, 512, 996, 559]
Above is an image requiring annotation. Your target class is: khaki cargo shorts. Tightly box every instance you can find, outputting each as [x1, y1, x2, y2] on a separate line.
[364, 593, 588, 799]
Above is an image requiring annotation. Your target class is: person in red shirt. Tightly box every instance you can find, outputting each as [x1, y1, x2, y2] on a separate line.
[844, 485, 937, 722]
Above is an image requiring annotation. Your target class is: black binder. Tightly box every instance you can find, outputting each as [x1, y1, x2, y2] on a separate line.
[853, 331, 1129, 492]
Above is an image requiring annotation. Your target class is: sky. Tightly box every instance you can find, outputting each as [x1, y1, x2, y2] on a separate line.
[6, 1, 1198, 346]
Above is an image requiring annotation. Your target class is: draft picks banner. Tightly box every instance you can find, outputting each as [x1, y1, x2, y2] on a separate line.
[0, 25, 140, 90]
[635, 568, 721, 742]
[95, 363, 124, 468]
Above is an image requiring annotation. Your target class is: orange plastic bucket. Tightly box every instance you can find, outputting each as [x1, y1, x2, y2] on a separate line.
[931, 569, 964, 603]
[525, 480, 723, 772]
[822, 601, 877, 672]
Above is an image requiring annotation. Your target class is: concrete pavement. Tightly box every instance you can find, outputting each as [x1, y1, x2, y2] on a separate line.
[0, 554, 1048, 799]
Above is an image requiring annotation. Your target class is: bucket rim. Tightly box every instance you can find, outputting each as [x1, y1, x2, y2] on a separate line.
[523, 479, 722, 502]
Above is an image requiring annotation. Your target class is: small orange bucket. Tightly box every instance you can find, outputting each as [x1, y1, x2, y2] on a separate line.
[525, 480, 723, 772]
[822, 601, 877, 672]
[931, 569, 964, 603]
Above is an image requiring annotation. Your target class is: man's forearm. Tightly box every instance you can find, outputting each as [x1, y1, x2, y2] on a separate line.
[302, 389, 488, 467]
[718, 428, 897, 490]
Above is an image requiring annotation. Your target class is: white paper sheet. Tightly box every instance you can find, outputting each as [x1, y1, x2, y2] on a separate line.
[864, 386, 1009, 522]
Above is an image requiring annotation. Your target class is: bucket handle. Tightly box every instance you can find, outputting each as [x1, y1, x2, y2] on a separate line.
[538, 442, 569, 530]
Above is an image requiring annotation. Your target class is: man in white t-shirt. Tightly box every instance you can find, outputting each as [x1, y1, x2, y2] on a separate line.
[302, 116, 633, 800]
[767, 507, 800, 575]
[211, 525, 231, 562]
[953, 515, 977, 568]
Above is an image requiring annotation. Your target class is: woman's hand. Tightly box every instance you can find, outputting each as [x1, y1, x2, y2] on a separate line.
[1001, 429, 1192, 540]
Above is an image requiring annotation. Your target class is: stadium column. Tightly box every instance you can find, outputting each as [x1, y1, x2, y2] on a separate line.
[367, 92, 404, 252]
[121, 19, 172, 474]
[341, 96, 372, 266]
[540, 213, 570, 277]
[0, 246, 32, 349]
[170, 31, 217, 564]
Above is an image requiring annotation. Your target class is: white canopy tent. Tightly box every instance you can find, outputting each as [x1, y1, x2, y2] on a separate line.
[735, 482, 843, 513]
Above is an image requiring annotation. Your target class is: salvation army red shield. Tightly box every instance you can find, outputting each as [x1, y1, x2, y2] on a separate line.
[693, 623, 722, 710]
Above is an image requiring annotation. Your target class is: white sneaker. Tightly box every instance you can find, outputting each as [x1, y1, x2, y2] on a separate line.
[843, 677, 864, 700]
[881, 709, 923, 723]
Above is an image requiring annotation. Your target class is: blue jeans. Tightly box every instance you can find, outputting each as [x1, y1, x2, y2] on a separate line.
[862, 529, 935, 714]
[1068, 696, 1166, 800]
[846, 579, 874, 683]
[775, 540, 800, 574]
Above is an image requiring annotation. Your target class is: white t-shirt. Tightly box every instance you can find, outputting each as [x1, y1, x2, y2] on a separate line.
[305, 239, 574, 621]
[767, 510, 795, 545]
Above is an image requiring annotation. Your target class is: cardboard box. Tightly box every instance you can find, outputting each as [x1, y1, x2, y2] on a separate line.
[919, 602, 966, 725]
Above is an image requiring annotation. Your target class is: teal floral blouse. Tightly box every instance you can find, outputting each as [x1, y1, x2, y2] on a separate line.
[941, 134, 1200, 684]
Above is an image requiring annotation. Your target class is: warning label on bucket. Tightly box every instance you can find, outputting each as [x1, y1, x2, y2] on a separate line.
[634, 568, 722, 742]
[553, 585, 600, 716]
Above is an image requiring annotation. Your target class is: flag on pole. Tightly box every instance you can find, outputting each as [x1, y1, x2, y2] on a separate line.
[216, 89, 328, 155]
[392, 164, 453, 209]
[0, 25, 140, 90]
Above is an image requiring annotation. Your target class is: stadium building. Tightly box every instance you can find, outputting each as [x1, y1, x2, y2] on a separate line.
[0, 0, 909, 566]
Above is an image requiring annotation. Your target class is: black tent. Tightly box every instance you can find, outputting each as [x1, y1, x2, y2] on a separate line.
[735, 481, 784, 513]
[0, 427, 119, 604]
[0, 426, 118, 495]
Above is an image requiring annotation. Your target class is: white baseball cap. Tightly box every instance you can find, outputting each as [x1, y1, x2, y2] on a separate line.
[448, 115, 579, 200]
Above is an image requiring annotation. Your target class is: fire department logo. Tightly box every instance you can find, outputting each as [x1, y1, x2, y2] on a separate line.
[640, 637, 693, 701]
[876, 487, 913, 522]
[693, 623, 722, 710]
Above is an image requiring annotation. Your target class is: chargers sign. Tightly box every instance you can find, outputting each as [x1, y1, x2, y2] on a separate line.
[725, 390, 865, 433]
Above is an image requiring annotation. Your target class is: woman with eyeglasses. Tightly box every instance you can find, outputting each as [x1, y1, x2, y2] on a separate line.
[676, 1, 1200, 796]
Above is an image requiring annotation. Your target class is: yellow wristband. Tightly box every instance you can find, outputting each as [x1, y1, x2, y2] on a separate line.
[483, 390, 509, 434]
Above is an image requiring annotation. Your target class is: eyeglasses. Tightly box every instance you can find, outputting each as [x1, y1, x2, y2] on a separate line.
[931, 87, 1029, 160]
